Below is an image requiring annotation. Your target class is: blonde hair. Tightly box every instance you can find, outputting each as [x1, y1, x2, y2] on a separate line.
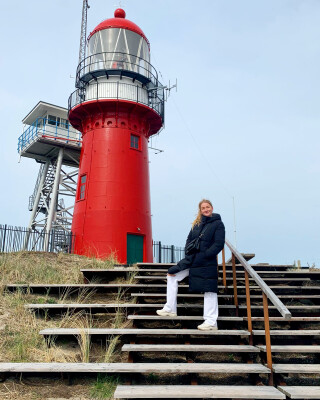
[191, 199, 213, 228]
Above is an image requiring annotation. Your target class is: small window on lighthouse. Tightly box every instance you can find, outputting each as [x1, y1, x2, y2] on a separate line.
[130, 134, 140, 150]
[79, 174, 87, 200]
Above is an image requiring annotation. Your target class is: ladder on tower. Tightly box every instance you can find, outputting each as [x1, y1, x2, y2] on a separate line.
[28, 164, 55, 213]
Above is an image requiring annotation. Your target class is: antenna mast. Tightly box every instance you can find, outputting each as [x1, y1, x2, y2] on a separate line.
[78, 0, 90, 66]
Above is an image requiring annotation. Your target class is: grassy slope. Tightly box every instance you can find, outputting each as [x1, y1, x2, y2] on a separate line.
[0, 251, 128, 399]
[0, 251, 117, 285]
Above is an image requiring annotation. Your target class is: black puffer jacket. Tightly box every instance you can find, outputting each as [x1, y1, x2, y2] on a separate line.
[168, 214, 225, 293]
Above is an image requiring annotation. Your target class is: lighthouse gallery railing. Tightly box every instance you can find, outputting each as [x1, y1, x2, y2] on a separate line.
[68, 80, 164, 122]
[75, 51, 159, 88]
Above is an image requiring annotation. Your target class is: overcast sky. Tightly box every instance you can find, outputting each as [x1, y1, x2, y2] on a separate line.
[0, 0, 319, 266]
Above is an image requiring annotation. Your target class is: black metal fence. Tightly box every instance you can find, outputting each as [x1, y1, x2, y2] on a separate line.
[0, 224, 74, 254]
[153, 241, 185, 263]
[0, 224, 184, 263]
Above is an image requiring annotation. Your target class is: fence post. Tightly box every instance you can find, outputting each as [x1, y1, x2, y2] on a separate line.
[159, 241, 162, 263]
[171, 245, 174, 263]
[69, 232, 73, 254]
[2, 224, 7, 252]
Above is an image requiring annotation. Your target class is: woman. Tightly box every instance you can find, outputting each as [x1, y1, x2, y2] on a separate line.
[156, 199, 225, 330]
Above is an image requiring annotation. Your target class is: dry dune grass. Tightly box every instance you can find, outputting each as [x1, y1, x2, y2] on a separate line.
[0, 251, 118, 285]
[0, 289, 84, 363]
[0, 379, 93, 400]
[0, 289, 130, 363]
[0, 251, 131, 398]
[0, 252, 132, 364]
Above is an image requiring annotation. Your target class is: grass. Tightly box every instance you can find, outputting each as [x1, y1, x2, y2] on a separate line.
[0, 251, 118, 285]
[0, 252, 132, 364]
[104, 335, 121, 362]
[0, 378, 95, 399]
[0, 251, 135, 398]
[0, 289, 85, 363]
[90, 374, 119, 400]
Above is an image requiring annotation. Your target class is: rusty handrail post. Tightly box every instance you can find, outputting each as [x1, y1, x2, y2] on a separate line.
[231, 253, 239, 316]
[244, 270, 253, 345]
[262, 292, 273, 385]
[222, 247, 227, 289]
[225, 239, 291, 319]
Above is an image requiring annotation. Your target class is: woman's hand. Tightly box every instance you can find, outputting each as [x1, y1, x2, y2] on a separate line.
[167, 274, 176, 277]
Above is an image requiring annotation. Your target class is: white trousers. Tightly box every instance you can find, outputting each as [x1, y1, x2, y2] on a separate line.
[163, 269, 219, 326]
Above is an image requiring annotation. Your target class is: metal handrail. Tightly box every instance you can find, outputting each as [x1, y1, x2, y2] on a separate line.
[225, 239, 292, 319]
[222, 239, 292, 384]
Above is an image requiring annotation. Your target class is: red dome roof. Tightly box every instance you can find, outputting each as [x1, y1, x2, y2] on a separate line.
[88, 8, 150, 48]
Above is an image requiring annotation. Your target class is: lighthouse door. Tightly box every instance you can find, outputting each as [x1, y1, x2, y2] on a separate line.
[127, 234, 144, 265]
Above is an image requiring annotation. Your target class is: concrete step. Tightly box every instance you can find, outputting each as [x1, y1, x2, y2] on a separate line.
[81, 268, 317, 276]
[246, 317, 320, 322]
[40, 328, 250, 338]
[135, 276, 312, 283]
[253, 329, 320, 336]
[0, 362, 269, 374]
[131, 292, 320, 300]
[7, 283, 320, 296]
[122, 344, 259, 353]
[129, 315, 320, 323]
[278, 386, 320, 399]
[127, 315, 243, 321]
[26, 303, 320, 315]
[114, 385, 284, 399]
[273, 364, 320, 374]
[258, 345, 320, 353]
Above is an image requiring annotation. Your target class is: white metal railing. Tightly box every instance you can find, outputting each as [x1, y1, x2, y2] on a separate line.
[68, 80, 164, 121]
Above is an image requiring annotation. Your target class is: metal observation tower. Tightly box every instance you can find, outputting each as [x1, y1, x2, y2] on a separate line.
[68, 8, 165, 263]
[18, 102, 81, 251]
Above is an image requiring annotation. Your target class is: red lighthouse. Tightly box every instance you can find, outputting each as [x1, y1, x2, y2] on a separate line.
[68, 8, 164, 264]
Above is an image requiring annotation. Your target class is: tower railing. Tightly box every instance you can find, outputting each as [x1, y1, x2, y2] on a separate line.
[18, 117, 82, 154]
[75, 51, 159, 88]
[68, 80, 165, 121]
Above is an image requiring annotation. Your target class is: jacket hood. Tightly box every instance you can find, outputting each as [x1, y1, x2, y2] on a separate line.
[201, 213, 221, 224]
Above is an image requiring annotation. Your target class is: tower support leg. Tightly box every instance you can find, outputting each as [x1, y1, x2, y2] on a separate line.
[23, 161, 50, 250]
[44, 148, 64, 251]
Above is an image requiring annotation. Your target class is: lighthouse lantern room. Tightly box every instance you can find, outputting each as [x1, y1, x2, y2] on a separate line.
[68, 8, 165, 263]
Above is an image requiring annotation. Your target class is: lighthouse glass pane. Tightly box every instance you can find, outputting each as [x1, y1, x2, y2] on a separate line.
[88, 28, 150, 62]
[125, 30, 140, 59]
[95, 32, 102, 54]
[87, 29, 150, 78]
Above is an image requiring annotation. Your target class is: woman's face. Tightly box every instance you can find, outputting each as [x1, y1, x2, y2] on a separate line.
[200, 202, 213, 217]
